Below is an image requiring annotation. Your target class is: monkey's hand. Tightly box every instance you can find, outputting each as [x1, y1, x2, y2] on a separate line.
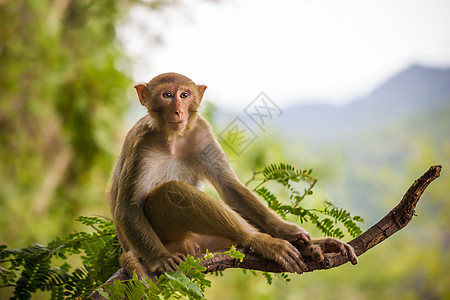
[249, 233, 307, 274]
[270, 221, 311, 243]
[147, 253, 187, 274]
[292, 237, 358, 265]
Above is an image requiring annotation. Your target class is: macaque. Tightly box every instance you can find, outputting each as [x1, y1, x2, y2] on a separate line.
[108, 73, 357, 277]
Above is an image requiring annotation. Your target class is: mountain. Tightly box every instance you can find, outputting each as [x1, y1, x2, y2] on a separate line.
[278, 64, 450, 143]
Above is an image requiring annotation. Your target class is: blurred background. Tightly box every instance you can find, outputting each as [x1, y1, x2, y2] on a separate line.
[1, 0, 449, 299]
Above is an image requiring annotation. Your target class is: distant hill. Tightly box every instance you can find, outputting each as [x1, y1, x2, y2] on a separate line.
[278, 64, 450, 143]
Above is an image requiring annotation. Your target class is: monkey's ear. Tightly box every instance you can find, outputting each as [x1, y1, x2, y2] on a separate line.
[197, 85, 207, 102]
[134, 84, 148, 106]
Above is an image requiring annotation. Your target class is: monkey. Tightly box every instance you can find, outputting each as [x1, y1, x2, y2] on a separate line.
[108, 72, 358, 277]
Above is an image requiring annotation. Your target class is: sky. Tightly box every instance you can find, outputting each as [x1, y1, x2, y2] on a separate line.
[119, 0, 450, 110]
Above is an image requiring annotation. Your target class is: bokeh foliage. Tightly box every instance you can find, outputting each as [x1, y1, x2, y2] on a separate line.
[0, 0, 137, 246]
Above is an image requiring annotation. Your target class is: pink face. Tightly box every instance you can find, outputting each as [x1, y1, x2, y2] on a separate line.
[158, 85, 194, 131]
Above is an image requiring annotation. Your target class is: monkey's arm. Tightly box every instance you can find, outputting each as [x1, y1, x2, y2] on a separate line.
[211, 169, 359, 263]
[214, 175, 310, 242]
[198, 139, 309, 242]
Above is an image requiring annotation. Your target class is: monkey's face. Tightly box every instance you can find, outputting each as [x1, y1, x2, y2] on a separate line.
[134, 73, 207, 134]
[154, 84, 196, 132]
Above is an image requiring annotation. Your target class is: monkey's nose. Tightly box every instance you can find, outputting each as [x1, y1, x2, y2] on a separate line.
[174, 111, 184, 120]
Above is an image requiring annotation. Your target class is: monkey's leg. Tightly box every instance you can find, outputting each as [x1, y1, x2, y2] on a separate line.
[144, 180, 306, 273]
[194, 234, 233, 253]
[120, 251, 148, 278]
[165, 233, 232, 256]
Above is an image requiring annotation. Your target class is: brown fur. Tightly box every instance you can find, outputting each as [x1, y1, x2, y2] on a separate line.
[108, 73, 357, 277]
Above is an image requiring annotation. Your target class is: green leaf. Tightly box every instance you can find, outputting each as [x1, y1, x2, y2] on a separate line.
[96, 287, 110, 299]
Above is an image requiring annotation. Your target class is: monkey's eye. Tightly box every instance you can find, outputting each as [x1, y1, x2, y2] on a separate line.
[162, 92, 173, 98]
[180, 92, 189, 99]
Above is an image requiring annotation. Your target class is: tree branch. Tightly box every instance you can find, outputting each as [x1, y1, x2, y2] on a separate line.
[201, 165, 442, 273]
[97, 165, 442, 285]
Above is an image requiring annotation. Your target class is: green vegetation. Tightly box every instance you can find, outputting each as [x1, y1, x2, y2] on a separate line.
[0, 0, 136, 247]
[0, 217, 119, 299]
[249, 163, 362, 239]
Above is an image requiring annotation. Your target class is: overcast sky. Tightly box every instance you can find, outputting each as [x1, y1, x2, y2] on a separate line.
[120, 0, 450, 110]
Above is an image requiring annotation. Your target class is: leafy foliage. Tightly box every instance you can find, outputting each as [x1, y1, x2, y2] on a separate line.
[0, 216, 120, 299]
[96, 247, 246, 299]
[251, 163, 363, 239]
[261, 272, 291, 286]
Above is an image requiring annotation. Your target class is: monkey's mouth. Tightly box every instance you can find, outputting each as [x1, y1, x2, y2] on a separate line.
[167, 121, 187, 130]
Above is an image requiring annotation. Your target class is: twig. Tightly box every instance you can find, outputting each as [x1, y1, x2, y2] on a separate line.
[244, 170, 264, 186]
[292, 178, 317, 209]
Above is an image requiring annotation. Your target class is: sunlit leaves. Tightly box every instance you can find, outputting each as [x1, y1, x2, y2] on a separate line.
[252, 163, 363, 239]
[0, 217, 120, 299]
